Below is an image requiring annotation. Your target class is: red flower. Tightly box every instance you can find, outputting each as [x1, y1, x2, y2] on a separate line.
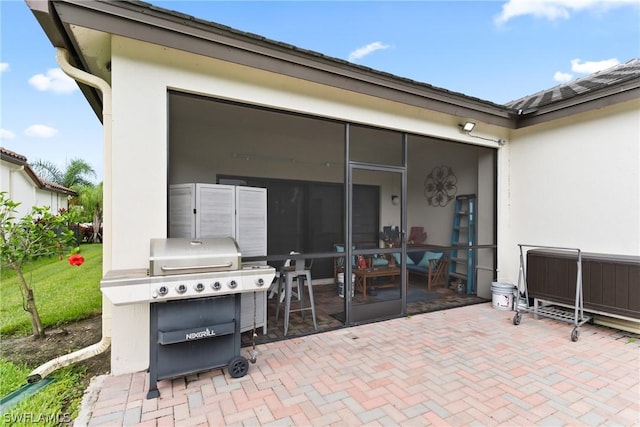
[68, 254, 85, 267]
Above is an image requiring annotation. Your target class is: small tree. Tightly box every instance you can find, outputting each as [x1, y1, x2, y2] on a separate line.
[0, 192, 76, 339]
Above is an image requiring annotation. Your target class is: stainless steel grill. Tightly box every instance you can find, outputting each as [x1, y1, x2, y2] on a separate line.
[100, 237, 275, 399]
[149, 237, 240, 276]
[101, 238, 275, 304]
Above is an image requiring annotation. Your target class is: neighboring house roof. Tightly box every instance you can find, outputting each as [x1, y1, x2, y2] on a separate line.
[26, 0, 640, 130]
[0, 147, 77, 196]
[41, 179, 76, 195]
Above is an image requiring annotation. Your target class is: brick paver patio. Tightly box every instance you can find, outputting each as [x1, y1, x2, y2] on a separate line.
[76, 303, 640, 426]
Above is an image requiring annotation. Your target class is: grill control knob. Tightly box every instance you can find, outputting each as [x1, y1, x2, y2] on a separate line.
[257, 278, 265, 287]
[158, 286, 168, 296]
[229, 280, 238, 289]
[176, 284, 187, 294]
[195, 283, 205, 292]
[212, 281, 222, 290]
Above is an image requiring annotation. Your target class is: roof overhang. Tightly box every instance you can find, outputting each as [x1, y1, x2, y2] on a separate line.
[26, 0, 516, 129]
[25, 0, 639, 130]
[514, 84, 640, 128]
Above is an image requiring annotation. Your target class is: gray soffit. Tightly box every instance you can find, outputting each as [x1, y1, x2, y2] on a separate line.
[26, 0, 640, 130]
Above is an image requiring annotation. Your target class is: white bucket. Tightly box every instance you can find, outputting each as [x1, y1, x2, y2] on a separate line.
[491, 282, 517, 311]
[337, 273, 355, 298]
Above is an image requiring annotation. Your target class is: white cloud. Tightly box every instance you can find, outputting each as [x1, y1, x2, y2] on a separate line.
[0, 63, 9, 72]
[0, 128, 16, 140]
[495, 0, 638, 25]
[570, 58, 620, 74]
[554, 71, 574, 82]
[553, 57, 619, 84]
[24, 124, 58, 138]
[28, 68, 77, 94]
[348, 41, 391, 62]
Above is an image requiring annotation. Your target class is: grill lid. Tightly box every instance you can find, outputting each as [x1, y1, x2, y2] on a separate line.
[149, 238, 241, 276]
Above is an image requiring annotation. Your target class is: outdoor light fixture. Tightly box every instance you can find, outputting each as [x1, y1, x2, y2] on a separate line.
[391, 195, 399, 206]
[460, 121, 476, 133]
[457, 121, 507, 146]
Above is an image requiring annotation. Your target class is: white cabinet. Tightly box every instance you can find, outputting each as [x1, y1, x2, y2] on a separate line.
[235, 186, 267, 259]
[169, 184, 236, 239]
[169, 183, 268, 333]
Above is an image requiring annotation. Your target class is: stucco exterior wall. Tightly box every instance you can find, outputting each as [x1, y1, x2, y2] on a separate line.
[0, 160, 68, 217]
[35, 188, 68, 213]
[497, 100, 640, 284]
[0, 163, 34, 218]
[108, 36, 501, 374]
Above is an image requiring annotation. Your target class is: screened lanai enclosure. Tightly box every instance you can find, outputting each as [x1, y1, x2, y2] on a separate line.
[167, 91, 496, 340]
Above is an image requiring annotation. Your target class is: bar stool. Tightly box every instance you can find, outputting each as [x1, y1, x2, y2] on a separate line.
[268, 253, 301, 302]
[275, 257, 317, 335]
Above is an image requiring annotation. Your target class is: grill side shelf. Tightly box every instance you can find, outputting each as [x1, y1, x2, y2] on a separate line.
[158, 321, 235, 345]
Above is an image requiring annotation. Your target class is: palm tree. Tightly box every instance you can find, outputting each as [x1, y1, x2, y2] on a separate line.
[30, 158, 96, 190]
[31, 158, 102, 243]
[76, 183, 103, 243]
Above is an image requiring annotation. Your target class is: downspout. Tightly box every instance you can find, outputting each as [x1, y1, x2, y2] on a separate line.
[28, 47, 112, 382]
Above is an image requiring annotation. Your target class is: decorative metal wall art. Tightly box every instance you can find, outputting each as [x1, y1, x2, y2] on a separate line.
[424, 165, 457, 207]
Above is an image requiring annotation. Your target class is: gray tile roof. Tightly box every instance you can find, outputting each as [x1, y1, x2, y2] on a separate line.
[506, 58, 640, 112]
[121, 0, 508, 110]
[30, 0, 640, 126]
[144, 0, 639, 115]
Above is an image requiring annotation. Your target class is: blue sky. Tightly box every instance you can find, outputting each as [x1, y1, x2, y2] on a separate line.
[1, 0, 639, 183]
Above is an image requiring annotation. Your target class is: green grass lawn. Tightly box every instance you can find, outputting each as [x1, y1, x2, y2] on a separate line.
[1, 244, 102, 422]
[0, 360, 86, 425]
[0, 243, 103, 337]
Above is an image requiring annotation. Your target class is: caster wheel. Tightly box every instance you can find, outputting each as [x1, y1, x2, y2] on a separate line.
[228, 355, 249, 378]
[571, 328, 580, 342]
[512, 313, 521, 325]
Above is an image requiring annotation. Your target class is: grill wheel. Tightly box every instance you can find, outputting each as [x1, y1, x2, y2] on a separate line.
[228, 355, 249, 378]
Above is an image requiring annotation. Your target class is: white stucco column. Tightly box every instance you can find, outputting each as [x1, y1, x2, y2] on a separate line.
[496, 140, 515, 284]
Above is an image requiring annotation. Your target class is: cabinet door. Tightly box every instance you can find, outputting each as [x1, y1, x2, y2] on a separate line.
[235, 187, 268, 332]
[240, 292, 266, 333]
[196, 184, 236, 238]
[236, 186, 267, 259]
[169, 184, 196, 238]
